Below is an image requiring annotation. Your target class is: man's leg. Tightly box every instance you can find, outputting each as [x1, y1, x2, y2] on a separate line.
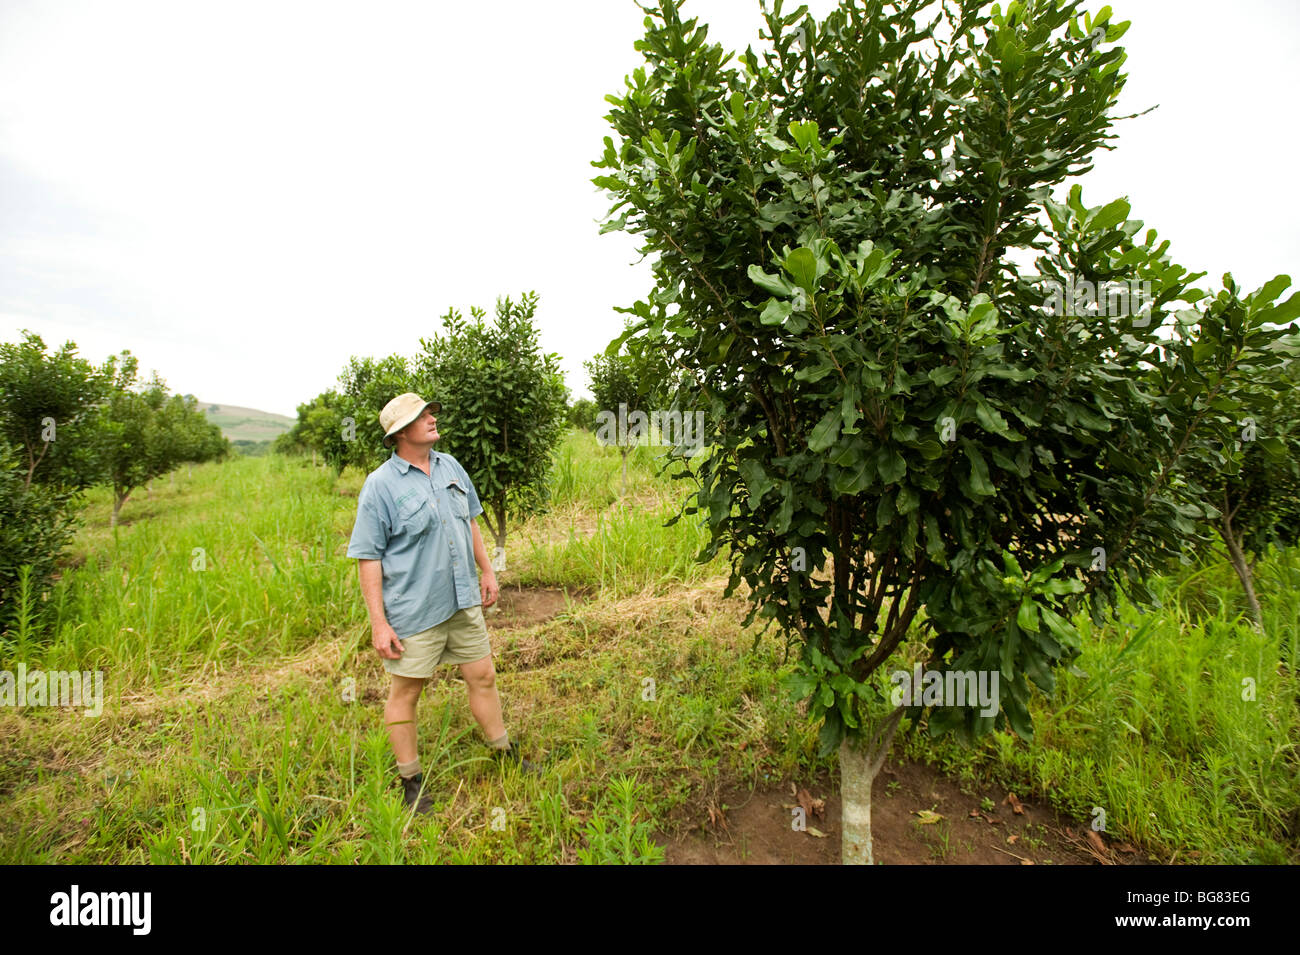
[386, 674, 427, 765]
[459, 654, 505, 743]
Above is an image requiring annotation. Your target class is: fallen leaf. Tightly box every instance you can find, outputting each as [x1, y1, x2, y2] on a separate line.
[1117, 843, 1138, 854]
[1020, 859, 1035, 865]
[806, 826, 828, 838]
[797, 788, 814, 818]
[969, 808, 981, 818]
[1003, 793, 1025, 815]
[1007, 834, 1019, 845]
[913, 809, 943, 825]
[1187, 850, 1200, 859]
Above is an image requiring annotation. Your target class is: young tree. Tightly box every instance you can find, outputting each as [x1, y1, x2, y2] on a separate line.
[415, 293, 569, 572]
[0, 331, 110, 633]
[586, 350, 643, 496]
[337, 355, 418, 472]
[0, 331, 109, 489]
[276, 390, 354, 471]
[567, 397, 599, 431]
[0, 439, 80, 637]
[595, 0, 1299, 863]
[589, 319, 684, 495]
[92, 357, 227, 526]
[1184, 334, 1300, 628]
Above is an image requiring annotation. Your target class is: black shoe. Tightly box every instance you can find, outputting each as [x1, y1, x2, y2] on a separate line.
[490, 741, 539, 774]
[401, 772, 435, 815]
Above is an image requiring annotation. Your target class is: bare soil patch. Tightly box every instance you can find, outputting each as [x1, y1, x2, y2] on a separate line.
[485, 585, 592, 631]
[658, 757, 1148, 865]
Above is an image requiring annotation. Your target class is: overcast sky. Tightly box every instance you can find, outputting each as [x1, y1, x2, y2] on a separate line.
[1, 0, 1296, 418]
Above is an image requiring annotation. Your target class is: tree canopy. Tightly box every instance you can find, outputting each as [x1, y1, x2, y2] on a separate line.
[594, 0, 1300, 862]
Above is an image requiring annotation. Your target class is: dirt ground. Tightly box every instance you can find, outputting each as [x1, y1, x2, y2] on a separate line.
[658, 758, 1150, 865]
[439, 584, 1151, 866]
[483, 584, 588, 630]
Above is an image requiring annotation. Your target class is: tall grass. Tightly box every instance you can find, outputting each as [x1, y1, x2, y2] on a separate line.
[901, 547, 1300, 863]
[2, 432, 1297, 864]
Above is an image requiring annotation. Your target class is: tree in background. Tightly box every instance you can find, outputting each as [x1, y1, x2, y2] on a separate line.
[0, 334, 227, 629]
[595, 0, 1299, 863]
[416, 292, 568, 572]
[337, 355, 418, 471]
[566, 397, 599, 432]
[152, 393, 229, 481]
[1183, 332, 1300, 628]
[588, 316, 683, 496]
[0, 331, 109, 489]
[276, 357, 418, 473]
[0, 332, 108, 634]
[585, 349, 642, 496]
[93, 354, 228, 527]
[275, 390, 353, 470]
[0, 442, 81, 640]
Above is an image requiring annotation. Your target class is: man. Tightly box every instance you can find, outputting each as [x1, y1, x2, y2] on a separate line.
[347, 392, 531, 816]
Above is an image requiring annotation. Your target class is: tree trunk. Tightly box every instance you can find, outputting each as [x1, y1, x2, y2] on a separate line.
[111, 491, 128, 528]
[485, 504, 507, 614]
[491, 501, 508, 574]
[1219, 515, 1263, 631]
[839, 707, 904, 865]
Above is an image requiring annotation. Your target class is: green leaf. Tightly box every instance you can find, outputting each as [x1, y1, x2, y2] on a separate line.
[784, 248, 820, 293]
[833, 456, 873, 496]
[1086, 197, 1131, 234]
[963, 443, 995, 496]
[1016, 599, 1040, 633]
[808, 408, 842, 452]
[788, 120, 820, 152]
[748, 264, 793, 297]
[760, 299, 793, 325]
[929, 366, 960, 387]
[876, 446, 907, 484]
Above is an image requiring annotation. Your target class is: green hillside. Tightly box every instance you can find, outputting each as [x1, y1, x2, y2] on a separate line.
[200, 402, 295, 442]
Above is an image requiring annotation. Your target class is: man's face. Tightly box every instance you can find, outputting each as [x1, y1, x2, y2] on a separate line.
[397, 407, 440, 448]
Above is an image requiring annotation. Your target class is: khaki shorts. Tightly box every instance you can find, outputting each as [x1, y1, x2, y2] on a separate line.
[384, 606, 492, 679]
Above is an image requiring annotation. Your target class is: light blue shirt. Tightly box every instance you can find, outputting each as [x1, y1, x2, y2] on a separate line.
[346, 449, 484, 637]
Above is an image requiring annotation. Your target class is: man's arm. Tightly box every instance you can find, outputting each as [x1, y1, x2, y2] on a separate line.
[470, 521, 499, 607]
[358, 558, 403, 658]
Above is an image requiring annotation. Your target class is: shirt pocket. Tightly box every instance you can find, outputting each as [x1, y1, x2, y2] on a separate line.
[396, 494, 434, 537]
[445, 479, 470, 520]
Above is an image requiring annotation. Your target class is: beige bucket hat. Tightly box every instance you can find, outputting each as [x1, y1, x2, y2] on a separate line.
[380, 393, 442, 448]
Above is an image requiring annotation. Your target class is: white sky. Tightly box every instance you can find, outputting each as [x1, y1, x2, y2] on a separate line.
[1, 0, 1296, 418]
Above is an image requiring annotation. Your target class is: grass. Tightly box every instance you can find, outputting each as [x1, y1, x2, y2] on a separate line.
[1, 427, 1297, 864]
[898, 546, 1300, 864]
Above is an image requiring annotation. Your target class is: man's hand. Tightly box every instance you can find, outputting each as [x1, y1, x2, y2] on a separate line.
[372, 621, 404, 660]
[480, 569, 499, 608]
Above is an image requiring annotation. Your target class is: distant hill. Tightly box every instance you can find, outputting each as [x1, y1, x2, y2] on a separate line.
[200, 402, 295, 442]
